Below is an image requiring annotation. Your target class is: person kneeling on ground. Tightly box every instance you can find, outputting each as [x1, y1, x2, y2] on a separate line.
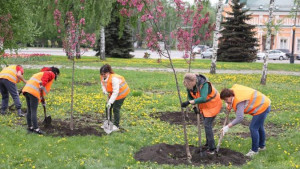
[181, 73, 222, 155]
[22, 67, 60, 135]
[100, 64, 130, 132]
[0, 65, 27, 117]
[220, 84, 271, 157]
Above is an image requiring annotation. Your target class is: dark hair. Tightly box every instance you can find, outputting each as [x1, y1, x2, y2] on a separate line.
[220, 88, 235, 100]
[100, 64, 114, 74]
[51, 67, 60, 80]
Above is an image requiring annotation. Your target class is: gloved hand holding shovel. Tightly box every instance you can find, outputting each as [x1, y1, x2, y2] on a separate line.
[40, 88, 51, 126]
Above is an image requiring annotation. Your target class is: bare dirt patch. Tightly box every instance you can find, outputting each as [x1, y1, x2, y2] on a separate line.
[15, 113, 124, 137]
[152, 111, 284, 138]
[135, 143, 250, 166]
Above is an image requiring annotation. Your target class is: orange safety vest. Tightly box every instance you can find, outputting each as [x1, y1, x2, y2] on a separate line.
[0, 65, 21, 84]
[22, 72, 54, 102]
[190, 82, 222, 117]
[100, 74, 130, 100]
[231, 84, 271, 116]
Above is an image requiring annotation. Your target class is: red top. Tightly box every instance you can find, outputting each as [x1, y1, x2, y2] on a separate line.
[41, 71, 55, 87]
[40, 67, 52, 72]
[16, 65, 24, 75]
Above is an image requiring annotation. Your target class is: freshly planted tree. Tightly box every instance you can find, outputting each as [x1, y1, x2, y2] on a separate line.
[53, 0, 96, 130]
[118, 0, 213, 161]
[217, 0, 258, 62]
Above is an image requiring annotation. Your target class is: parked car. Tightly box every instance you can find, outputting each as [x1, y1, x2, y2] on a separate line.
[276, 49, 292, 58]
[192, 45, 209, 54]
[200, 48, 213, 59]
[257, 52, 266, 60]
[296, 54, 300, 60]
[257, 50, 288, 60]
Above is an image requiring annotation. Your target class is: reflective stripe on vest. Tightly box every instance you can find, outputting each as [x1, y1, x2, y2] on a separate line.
[22, 72, 53, 101]
[100, 74, 130, 100]
[189, 82, 222, 117]
[0, 66, 19, 83]
[231, 84, 271, 116]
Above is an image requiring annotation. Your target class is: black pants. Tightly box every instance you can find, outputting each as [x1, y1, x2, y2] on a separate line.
[0, 78, 21, 112]
[24, 92, 39, 129]
[106, 98, 126, 127]
[204, 116, 216, 151]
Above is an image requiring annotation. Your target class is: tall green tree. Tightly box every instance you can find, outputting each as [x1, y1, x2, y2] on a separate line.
[217, 0, 258, 62]
[95, 3, 134, 58]
[0, 0, 38, 53]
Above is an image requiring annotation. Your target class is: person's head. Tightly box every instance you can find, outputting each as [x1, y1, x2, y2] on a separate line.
[50, 67, 60, 80]
[100, 64, 114, 79]
[220, 88, 235, 105]
[183, 73, 197, 90]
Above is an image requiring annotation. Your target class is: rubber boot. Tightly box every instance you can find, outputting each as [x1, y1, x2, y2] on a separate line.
[17, 109, 25, 117]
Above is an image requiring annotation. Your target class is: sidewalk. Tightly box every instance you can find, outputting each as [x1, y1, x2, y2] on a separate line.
[21, 64, 300, 76]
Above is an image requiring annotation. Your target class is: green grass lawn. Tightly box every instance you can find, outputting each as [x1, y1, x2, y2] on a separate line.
[3, 55, 300, 72]
[0, 59, 299, 168]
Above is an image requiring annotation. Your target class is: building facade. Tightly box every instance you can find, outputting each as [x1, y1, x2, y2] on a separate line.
[223, 0, 300, 53]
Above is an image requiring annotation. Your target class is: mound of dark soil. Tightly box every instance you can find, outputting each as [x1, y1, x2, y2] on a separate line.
[135, 143, 250, 166]
[15, 114, 125, 137]
[153, 111, 283, 138]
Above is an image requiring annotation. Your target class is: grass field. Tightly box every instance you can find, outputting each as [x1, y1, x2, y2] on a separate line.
[0, 57, 299, 169]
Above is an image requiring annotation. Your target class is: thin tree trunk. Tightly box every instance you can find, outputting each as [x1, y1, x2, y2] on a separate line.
[260, 0, 274, 85]
[166, 50, 192, 162]
[75, 27, 81, 59]
[100, 26, 106, 60]
[0, 37, 3, 54]
[70, 58, 75, 130]
[210, 0, 223, 74]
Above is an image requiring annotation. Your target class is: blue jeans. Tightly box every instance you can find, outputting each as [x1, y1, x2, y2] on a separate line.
[0, 78, 22, 112]
[249, 106, 270, 152]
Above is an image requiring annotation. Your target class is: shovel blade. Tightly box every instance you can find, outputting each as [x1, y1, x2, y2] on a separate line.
[43, 116, 52, 126]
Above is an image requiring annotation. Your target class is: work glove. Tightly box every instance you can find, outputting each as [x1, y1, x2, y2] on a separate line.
[106, 103, 111, 109]
[181, 101, 190, 108]
[221, 125, 229, 136]
[103, 90, 108, 95]
[193, 107, 200, 114]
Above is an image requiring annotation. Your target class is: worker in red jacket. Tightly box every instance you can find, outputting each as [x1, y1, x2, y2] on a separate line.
[0, 65, 27, 116]
[22, 67, 60, 135]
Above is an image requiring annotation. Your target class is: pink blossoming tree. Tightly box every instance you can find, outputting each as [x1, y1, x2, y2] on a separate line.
[118, 0, 213, 161]
[53, 0, 96, 130]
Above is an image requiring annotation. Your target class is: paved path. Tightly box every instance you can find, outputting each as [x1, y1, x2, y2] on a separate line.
[21, 64, 300, 76]
[6, 47, 300, 64]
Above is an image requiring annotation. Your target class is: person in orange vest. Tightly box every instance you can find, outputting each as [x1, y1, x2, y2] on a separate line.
[100, 64, 130, 131]
[0, 65, 27, 116]
[220, 84, 271, 157]
[181, 73, 222, 155]
[22, 67, 60, 135]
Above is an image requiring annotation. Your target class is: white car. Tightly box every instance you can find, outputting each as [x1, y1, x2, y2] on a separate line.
[257, 52, 266, 60]
[192, 45, 209, 54]
[200, 48, 213, 59]
[257, 50, 288, 60]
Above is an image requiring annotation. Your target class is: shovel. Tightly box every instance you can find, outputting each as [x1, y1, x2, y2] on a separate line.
[102, 95, 118, 134]
[196, 108, 205, 157]
[216, 109, 230, 156]
[40, 89, 51, 126]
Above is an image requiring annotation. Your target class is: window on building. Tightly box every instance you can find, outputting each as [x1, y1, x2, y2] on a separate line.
[280, 39, 288, 49]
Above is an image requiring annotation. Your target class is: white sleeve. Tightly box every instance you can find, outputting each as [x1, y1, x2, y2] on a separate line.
[101, 84, 107, 93]
[108, 77, 120, 104]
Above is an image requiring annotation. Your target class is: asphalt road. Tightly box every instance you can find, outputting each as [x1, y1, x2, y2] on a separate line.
[5, 47, 300, 64]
